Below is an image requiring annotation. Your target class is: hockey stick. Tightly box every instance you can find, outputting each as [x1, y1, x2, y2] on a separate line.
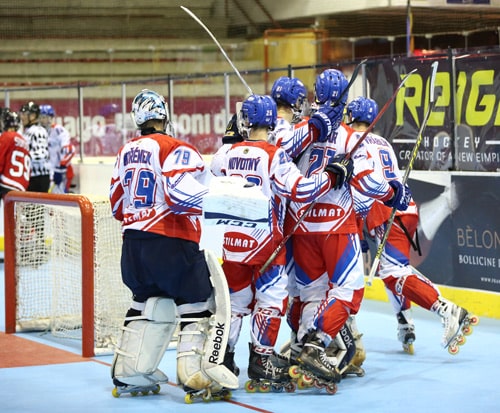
[181, 6, 253, 96]
[366, 61, 439, 286]
[258, 68, 418, 275]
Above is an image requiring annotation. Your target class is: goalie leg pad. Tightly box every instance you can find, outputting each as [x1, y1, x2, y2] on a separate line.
[202, 249, 239, 389]
[112, 297, 177, 386]
[177, 318, 213, 391]
[326, 316, 365, 375]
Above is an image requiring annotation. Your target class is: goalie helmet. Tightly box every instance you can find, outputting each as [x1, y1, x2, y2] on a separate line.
[19, 101, 40, 117]
[131, 89, 169, 128]
[347, 96, 378, 125]
[239, 94, 277, 133]
[2, 109, 20, 131]
[271, 76, 307, 123]
[314, 69, 348, 107]
[40, 104, 55, 117]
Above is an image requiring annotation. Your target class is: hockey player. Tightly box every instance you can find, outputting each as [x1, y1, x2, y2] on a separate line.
[270, 75, 366, 379]
[286, 69, 412, 389]
[347, 96, 478, 355]
[218, 94, 351, 392]
[109, 89, 238, 400]
[0, 109, 31, 202]
[270, 75, 311, 155]
[19, 101, 50, 192]
[39, 104, 75, 193]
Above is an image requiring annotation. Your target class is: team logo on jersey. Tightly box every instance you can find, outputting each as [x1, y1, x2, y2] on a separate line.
[298, 202, 345, 223]
[223, 232, 258, 252]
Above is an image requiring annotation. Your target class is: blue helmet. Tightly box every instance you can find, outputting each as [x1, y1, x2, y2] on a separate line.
[271, 76, 307, 123]
[40, 104, 55, 117]
[131, 89, 168, 128]
[271, 76, 307, 109]
[314, 69, 349, 106]
[240, 94, 277, 131]
[347, 96, 379, 125]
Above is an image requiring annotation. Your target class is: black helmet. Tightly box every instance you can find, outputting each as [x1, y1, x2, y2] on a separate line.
[20, 101, 40, 117]
[222, 113, 244, 144]
[3, 109, 21, 131]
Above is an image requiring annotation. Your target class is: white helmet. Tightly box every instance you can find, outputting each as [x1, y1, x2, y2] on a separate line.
[131, 89, 169, 128]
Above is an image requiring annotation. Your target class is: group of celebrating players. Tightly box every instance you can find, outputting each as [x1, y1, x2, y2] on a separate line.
[108, 69, 477, 401]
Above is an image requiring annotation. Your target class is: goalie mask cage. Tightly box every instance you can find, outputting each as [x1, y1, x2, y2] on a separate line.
[3, 191, 130, 357]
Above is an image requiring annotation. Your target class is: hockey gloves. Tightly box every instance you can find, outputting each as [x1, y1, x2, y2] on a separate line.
[360, 239, 370, 253]
[53, 170, 66, 185]
[324, 155, 354, 190]
[308, 104, 344, 142]
[384, 180, 412, 211]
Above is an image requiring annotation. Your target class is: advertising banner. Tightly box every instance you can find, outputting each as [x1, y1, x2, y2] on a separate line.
[366, 54, 500, 172]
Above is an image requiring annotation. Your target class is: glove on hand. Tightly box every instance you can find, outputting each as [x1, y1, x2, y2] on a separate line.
[384, 180, 412, 211]
[360, 239, 370, 253]
[324, 155, 354, 190]
[53, 170, 66, 185]
[308, 104, 344, 142]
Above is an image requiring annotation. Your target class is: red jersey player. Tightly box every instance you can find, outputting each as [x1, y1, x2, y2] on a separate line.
[0, 109, 31, 201]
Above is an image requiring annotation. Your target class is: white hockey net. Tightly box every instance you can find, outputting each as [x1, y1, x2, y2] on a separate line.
[5, 193, 130, 356]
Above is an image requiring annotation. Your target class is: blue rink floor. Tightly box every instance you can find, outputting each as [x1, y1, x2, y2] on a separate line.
[1, 259, 499, 413]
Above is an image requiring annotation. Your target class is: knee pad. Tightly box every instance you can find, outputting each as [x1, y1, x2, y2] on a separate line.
[112, 297, 177, 386]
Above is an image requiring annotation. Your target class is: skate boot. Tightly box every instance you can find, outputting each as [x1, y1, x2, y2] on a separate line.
[245, 343, 296, 393]
[222, 350, 240, 377]
[290, 331, 341, 395]
[111, 370, 167, 398]
[434, 298, 479, 355]
[397, 310, 416, 355]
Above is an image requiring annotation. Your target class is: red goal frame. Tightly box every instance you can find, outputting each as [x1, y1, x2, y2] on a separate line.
[4, 191, 96, 357]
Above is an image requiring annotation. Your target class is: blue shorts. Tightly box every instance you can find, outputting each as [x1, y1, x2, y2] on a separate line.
[121, 230, 212, 305]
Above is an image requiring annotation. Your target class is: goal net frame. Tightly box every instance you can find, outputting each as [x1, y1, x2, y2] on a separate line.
[4, 191, 126, 357]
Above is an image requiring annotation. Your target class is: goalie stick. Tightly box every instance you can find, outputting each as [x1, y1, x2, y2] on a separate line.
[366, 61, 439, 286]
[258, 68, 418, 275]
[181, 6, 253, 96]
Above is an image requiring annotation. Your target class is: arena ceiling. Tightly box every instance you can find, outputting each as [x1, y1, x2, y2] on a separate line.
[1, 0, 499, 45]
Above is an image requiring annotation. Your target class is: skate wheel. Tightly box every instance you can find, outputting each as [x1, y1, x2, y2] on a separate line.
[326, 383, 338, 395]
[111, 387, 120, 398]
[141, 391, 149, 396]
[130, 391, 139, 397]
[456, 335, 466, 346]
[289, 365, 301, 379]
[285, 382, 296, 393]
[259, 383, 271, 393]
[462, 325, 472, 336]
[448, 344, 460, 355]
[271, 383, 283, 393]
[469, 315, 479, 326]
[301, 374, 314, 386]
[184, 393, 194, 404]
[244, 381, 257, 393]
[222, 391, 232, 400]
[403, 343, 415, 355]
[152, 385, 161, 395]
[296, 377, 308, 390]
[202, 392, 211, 402]
[313, 379, 325, 389]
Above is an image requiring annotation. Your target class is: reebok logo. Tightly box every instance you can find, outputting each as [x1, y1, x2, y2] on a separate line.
[208, 322, 225, 364]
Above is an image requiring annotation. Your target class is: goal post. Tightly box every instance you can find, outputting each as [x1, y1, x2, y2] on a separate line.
[3, 191, 130, 357]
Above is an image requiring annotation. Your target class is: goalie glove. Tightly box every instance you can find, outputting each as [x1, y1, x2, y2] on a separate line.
[324, 155, 354, 190]
[308, 104, 344, 142]
[384, 180, 412, 211]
